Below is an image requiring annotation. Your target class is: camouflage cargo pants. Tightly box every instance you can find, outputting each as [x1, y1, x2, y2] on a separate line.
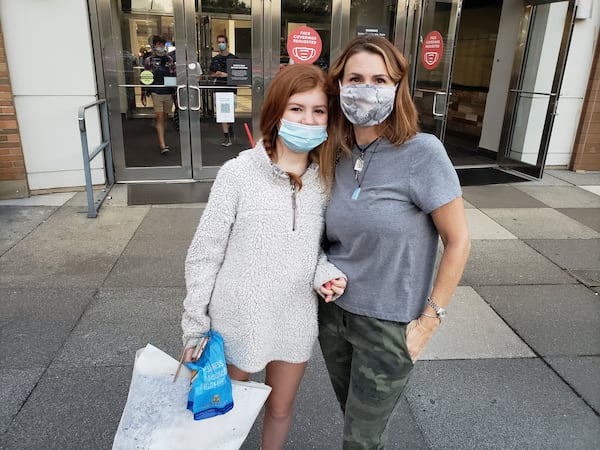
[318, 301, 414, 450]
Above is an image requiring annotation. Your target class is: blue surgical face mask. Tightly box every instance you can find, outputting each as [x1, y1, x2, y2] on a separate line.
[217, 42, 227, 51]
[278, 118, 328, 153]
[155, 46, 166, 55]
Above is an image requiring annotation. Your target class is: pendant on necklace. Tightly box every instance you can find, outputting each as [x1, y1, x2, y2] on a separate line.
[353, 158, 364, 180]
[352, 187, 361, 200]
[354, 158, 364, 172]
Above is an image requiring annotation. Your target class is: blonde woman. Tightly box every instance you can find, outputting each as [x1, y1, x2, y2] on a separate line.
[318, 35, 471, 449]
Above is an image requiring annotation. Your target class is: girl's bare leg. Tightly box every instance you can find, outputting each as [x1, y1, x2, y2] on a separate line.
[227, 364, 249, 381]
[261, 361, 307, 450]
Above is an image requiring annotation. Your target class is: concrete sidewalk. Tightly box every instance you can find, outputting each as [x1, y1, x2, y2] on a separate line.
[1, 169, 599, 449]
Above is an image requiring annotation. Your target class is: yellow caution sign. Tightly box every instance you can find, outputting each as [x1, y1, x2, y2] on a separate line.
[140, 70, 154, 85]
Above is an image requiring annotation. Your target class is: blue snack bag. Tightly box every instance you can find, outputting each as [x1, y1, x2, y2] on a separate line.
[185, 330, 234, 420]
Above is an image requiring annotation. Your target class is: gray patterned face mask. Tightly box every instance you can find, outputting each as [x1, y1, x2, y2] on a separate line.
[339, 81, 398, 126]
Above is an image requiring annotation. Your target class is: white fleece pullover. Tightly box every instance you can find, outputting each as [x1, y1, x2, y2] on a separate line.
[181, 141, 345, 373]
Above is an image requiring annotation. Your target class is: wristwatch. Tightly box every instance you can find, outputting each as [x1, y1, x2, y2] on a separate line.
[426, 297, 447, 321]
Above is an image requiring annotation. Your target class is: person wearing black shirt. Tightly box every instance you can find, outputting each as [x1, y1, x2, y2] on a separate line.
[209, 34, 237, 147]
[142, 36, 176, 154]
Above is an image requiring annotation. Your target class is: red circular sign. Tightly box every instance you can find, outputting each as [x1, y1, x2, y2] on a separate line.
[286, 26, 322, 65]
[421, 31, 444, 70]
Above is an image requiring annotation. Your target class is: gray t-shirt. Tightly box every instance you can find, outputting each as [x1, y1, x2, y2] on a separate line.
[324, 133, 462, 322]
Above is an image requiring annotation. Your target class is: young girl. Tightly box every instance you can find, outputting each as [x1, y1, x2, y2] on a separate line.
[181, 64, 346, 450]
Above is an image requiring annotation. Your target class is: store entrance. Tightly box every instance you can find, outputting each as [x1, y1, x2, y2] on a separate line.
[92, 0, 578, 196]
[93, 0, 335, 198]
[400, 0, 576, 179]
[95, 0, 255, 185]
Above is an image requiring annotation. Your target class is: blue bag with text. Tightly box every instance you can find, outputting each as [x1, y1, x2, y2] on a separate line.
[185, 330, 234, 420]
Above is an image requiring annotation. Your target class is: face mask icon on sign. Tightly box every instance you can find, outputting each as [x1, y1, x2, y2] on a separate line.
[423, 52, 439, 66]
[292, 47, 317, 63]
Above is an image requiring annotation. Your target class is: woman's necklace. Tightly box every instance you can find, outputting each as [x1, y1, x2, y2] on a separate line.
[351, 137, 382, 200]
[353, 137, 380, 179]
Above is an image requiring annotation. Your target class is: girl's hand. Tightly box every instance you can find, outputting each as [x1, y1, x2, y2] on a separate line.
[320, 277, 347, 302]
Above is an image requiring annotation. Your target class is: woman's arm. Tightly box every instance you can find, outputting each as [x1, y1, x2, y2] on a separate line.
[406, 196, 471, 361]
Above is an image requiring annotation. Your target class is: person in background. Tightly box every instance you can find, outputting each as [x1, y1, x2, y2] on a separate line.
[318, 35, 471, 449]
[141, 35, 176, 154]
[209, 34, 237, 147]
[182, 64, 346, 450]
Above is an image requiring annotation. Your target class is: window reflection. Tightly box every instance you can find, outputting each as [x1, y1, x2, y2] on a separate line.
[131, 0, 174, 13]
[201, 1, 251, 14]
[350, 0, 396, 43]
[281, 0, 332, 70]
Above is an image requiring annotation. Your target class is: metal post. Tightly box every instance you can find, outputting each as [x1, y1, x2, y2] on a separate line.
[78, 99, 115, 218]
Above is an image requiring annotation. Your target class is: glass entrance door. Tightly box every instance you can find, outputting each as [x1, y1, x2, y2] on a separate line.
[97, 1, 341, 185]
[398, 0, 575, 178]
[497, 0, 576, 178]
[188, 2, 253, 179]
[411, 0, 462, 140]
[98, 0, 254, 182]
[103, 0, 191, 181]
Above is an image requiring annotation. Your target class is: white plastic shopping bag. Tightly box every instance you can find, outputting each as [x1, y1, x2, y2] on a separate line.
[112, 344, 271, 450]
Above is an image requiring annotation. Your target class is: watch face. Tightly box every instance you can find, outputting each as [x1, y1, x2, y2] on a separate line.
[438, 309, 447, 318]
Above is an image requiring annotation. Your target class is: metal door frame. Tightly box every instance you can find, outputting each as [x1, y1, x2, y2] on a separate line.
[396, 0, 423, 93]
[400, 0, 463, 141]
[90, 0, 195, 181]
[497, 0, 576, 178]
[251, 0, 278, 138]
[190, 10, 255, 180]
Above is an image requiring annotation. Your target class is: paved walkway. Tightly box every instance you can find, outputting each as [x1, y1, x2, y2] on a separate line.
[0, 169, 599, 449]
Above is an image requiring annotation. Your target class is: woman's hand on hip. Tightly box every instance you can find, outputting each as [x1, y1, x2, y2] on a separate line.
[406, 316, 439, 363]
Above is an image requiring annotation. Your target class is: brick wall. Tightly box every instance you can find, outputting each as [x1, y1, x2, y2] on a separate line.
[0, 21, 28, 199]
[570, 39, 600, 171]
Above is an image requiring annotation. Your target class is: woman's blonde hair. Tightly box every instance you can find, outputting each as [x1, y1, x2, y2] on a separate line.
[320, 35, 419, 187]
[260, 64, 329, 189]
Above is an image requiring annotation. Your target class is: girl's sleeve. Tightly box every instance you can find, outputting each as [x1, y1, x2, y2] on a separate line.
[313, 248, 346, 300]
[181, 161, 240, 348]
